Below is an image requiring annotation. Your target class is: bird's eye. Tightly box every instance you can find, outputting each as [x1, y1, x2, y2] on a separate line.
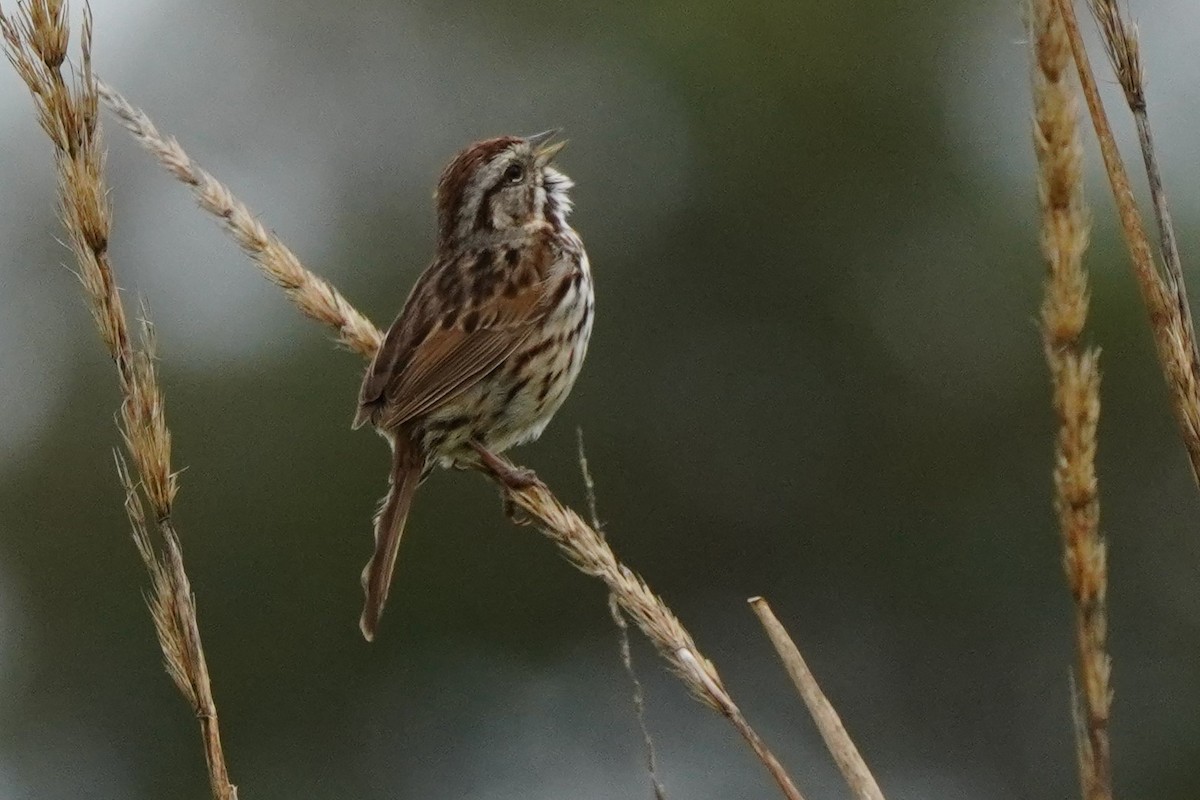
[503, 163, 525, 184]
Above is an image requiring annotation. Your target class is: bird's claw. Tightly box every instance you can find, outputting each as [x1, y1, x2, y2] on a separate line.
[503, 495, 533, 526]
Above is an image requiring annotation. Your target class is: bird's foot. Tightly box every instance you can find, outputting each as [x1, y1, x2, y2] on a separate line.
[469, 442, 537, 525]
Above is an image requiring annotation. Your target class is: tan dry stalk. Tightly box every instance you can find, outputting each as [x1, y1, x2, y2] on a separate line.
[94, 80, 381, 358]
[1053, 0, 1200, 485]
[577, 431, 667, 800]
[98, 84, 806, 800]
[0, 3, 236, 798]
[748, 598, 885, 800]
[1030, 1, 1112, 799]
[1086, 0, 1198, 375]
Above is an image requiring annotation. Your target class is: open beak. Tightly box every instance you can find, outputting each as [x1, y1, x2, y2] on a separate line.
[528, 128, 567, 164]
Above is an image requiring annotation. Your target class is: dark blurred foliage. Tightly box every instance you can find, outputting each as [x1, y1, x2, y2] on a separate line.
[3, 0, 1200, 798]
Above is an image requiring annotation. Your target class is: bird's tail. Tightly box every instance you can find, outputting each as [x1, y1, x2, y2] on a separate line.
[359, 434, 422, 641]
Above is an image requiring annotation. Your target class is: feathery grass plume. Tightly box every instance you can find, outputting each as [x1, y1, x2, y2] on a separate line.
[95, 80, 381, 358]
[749, 598, 885, 800]
[99, 82, 810, 800]
[1087, 0, 1199, 386]
[1052, 0, 1200, 486]
[1030, 1, 1111, 798]
[0, 3, 236, 798]
[578, 431, 666, 800]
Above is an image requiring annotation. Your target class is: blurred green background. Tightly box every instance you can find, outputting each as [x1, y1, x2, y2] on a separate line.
[3, 0, 1200, 797]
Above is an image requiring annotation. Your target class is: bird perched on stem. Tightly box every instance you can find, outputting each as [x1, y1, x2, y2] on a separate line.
[353, 131, 594, 641]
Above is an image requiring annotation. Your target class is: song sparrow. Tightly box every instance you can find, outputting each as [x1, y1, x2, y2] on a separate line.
[353, 131, 594, 641]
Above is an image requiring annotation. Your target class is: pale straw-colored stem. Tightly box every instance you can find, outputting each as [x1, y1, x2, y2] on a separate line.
[749, 598, 885, 800]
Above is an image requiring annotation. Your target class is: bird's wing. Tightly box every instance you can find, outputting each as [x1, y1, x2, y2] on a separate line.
[354, 245, 552, 431]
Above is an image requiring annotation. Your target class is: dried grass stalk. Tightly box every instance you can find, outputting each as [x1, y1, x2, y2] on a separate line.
[578, 431, 667, 800]
[99, 85, 805, 800]
[95, 80, 381, 358]
[1052, 0, 1200, 485]
[749, 598, 885, 800]
[1087, 0, 1197, 374]
[0, 3, 236, 798]
[1030, 1, 1112, 798]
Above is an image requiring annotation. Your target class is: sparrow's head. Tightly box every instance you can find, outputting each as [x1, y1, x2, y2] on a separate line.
[436, 130, 572, 247]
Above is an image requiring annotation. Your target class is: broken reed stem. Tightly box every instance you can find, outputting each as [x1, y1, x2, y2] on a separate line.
[0, 3, 236, 799]
[1030, 2, 1112, 799]
[749, 598, 885, 800]
[1053, 0, 1200, 485]
[98, 83, 806, 800]
[577, 431, 667, 800]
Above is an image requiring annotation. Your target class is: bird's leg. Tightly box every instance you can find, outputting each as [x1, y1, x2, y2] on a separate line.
[469, 442, 539, 489]
[469, 442, 538, 525]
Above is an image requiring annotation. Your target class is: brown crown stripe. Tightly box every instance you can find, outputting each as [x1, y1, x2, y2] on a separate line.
[436, 136, 518, 245]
